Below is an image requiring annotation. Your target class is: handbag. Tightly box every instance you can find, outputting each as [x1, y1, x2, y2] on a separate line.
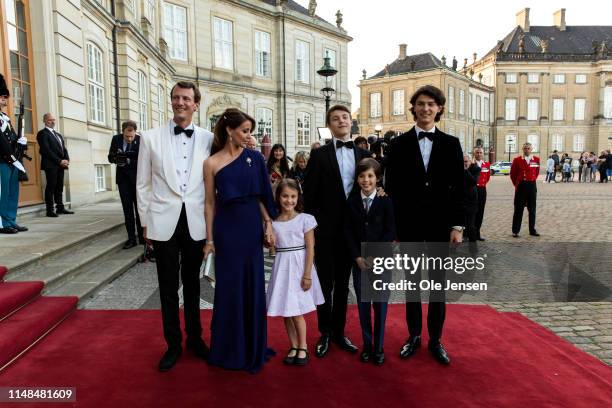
[200, 253, 216, 288]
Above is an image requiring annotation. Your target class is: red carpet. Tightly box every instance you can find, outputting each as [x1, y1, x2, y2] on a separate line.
[0, 281, 44, 319]
[0, 305, 610, 407]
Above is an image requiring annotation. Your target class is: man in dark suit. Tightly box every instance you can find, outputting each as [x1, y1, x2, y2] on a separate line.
[303, 104, 372, 358]
[108, 120, 142, 249]
[37, 113, 73, 217]
[385, 85, 465, 364]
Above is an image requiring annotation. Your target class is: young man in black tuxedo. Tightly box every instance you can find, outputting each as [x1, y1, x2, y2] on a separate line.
[108, 120, 142, 249]
[385, 85, 465, 365]
[36, 113, 74, 217]
[303, 105, 372, 358]
[344, 158, 395, 365]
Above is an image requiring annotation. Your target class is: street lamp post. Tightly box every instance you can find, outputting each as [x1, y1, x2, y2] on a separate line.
[507, 137, 512, 162]
[317, 52, 338, 112]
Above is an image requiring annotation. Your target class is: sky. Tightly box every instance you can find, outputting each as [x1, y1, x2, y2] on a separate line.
[298, 0, 612, 110]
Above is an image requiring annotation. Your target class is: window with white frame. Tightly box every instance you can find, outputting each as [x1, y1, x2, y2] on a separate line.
[95, 165, 107, 192]
[213, 17, 233, 70]
[392, 89, 404, 115]
[483, 97, 489, 121]
[551, 134, 564, 152]
[296, 112, 311, 146]
[255, 107, 273, 143]
[505, 134, 516, 153]
[145, 0, 155, 27]
[505, 98, 517, 120]
[553, 74, 565, 84]
[573, 134, 585, 152]
[255, 30, 271, 77]
[527, 98, 539, 121]
[370, 92, 381, 118]
[138, 70, 148, 130]
[86, 42, 105, 124]
[164, 3, 187, 60]
[448, 86, 455, 113]
[126, 0, 135, 12]
[459, 90, 465, 115]
[476, 95, 481, 120]
[295, 40, 310, 83]
[553, 98, 564, 120]
[574, 98, 586, 121]
[605, 87, 612, 118]
[527, 73, 539, 83]
[448, 127, 455, 136]
[157, 84, 165, 125]
[505, 73, 517, 83]
[527, 134, 539, 152]
[469, 94, 474, 119]
[575, 74, 587, 84]
[458, 129, 466, 152]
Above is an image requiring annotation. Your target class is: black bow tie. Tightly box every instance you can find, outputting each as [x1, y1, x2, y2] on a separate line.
[174, 126, 194, 137]
[336, 140, 354, 149]
[418, 131, 435, 141]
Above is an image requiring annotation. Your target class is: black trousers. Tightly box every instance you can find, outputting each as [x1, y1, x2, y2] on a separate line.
[405, 253, 446, 344]
[512, 181, 537, 234]
[314, 236, 352, 337]
[475, 187, 487, 238]
[151, 206, 205, 350]
[465, 206, 478, 242]
[118, 181, 143, 241]
[43, 167, 65, 211]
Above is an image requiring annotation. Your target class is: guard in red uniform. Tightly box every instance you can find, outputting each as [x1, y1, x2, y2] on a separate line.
[473, 147, 490, 241]
[510, 142, 540, 237]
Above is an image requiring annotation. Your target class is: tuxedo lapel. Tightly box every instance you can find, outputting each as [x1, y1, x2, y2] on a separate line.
[47, 128, 62, 152]
[427, 128, 443, 173]
[325, 143, 344, 199]
[186, 128, 204, 191]
[161, 124, 181, 195]
[407, 127, 427, 176]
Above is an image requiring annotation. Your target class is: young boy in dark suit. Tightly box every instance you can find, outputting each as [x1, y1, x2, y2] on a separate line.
[344, 158, 395, 365]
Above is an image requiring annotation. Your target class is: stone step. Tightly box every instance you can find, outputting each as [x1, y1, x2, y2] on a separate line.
[6, 226, 130, 293]
[47, 245, 142, 305]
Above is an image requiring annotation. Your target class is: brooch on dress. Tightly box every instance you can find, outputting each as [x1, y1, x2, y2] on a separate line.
[246, 157, 252, 167]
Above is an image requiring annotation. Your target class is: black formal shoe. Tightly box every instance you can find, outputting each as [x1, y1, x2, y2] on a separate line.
[12, 224, 28, 232]
[332, 336, 358, 353]
[373, 349, 385, 365]
[477, 237, 485, 241]
[360, 345, 372, 363]
[428, 342, 450, 365]
[294, 348, 309, 366]
[56, 208, 74, 214]
[186, 338, 209, 360]
[122, 240, 137, 249]
[400, 335, 421, 359]
[0, 227, 18, 234]
[529, 231, 540, 237]
[512, 233, 519, 238]
[46, 211, 58, 218]
[158, 347, 182, 372]
[315, 334, 330, 358]
[283, 348, 298, 365]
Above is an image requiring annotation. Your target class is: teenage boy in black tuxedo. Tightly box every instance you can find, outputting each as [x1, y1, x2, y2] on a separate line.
[385, 85, 465, 365]
[108, 120, 142, 249]
[344, 158, 395, 365]
[303, 105, 371, 358]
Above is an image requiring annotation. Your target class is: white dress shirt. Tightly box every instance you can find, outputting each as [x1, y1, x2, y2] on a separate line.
[476, 160, 484, 168]
[332, 136, 356, 198]
[415, 124, 436, 170]
[170, 121, 195, 197]
[524, 155, 532, 164]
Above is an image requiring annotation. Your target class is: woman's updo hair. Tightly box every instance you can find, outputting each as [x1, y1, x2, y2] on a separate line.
[212, 108, 256, 155]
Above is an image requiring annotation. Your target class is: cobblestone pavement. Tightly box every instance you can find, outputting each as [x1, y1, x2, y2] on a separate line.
[82, 176, 612, 365]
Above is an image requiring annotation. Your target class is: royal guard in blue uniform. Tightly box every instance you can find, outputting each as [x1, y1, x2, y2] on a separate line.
[510, 142, 540, 237]
[0, 73, 28, 234]
[473, 147, 491, 241]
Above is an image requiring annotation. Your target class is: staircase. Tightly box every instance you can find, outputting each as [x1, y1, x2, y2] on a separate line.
[0, 201, 142, 371]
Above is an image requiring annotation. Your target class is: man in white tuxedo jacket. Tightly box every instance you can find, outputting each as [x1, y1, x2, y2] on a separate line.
[137, 81, 213, 372]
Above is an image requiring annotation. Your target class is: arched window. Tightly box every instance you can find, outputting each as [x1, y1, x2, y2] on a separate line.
[255, 107, 273, 143]
[86, 42, 105, 124]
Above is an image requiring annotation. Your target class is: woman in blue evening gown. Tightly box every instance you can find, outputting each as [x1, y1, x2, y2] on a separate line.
[204, 108, 277, 373]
